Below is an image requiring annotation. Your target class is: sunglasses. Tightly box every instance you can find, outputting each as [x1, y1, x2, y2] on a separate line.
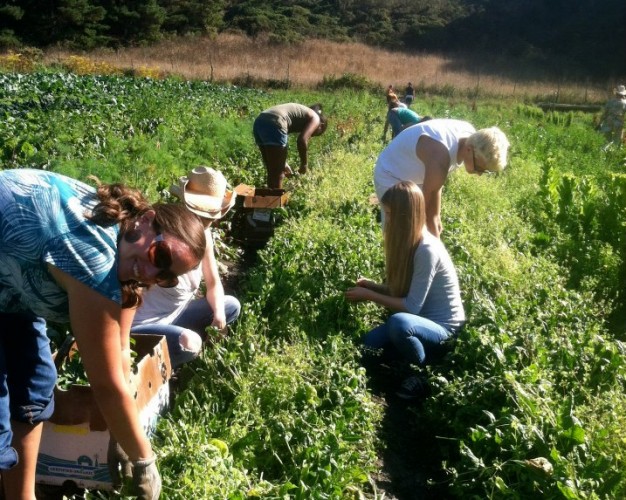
[472, 149, 492, 175]
[147, 231, 179, 288]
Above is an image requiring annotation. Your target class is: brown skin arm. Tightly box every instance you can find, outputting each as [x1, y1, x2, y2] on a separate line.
[49, 266, 153, 461]
[119, 300, 136, 384]
[416, 136, 451, 238]
[296, 111, 321, 173]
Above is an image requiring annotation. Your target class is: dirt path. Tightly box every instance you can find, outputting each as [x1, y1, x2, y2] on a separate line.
[364, 359, 436, 500]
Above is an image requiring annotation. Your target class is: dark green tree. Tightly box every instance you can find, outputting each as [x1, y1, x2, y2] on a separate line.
[56, 0, 108, 48]
[159, 0, 226, 36]
[98, 0, 165, 45]
[0, 2, 24, 47]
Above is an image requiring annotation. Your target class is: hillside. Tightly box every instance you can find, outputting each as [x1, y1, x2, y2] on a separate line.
[41, 34, 613, 105]
[2, 0, 625, 79]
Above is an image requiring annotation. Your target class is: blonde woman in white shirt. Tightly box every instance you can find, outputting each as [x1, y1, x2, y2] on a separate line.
[374, 118, 509, 237]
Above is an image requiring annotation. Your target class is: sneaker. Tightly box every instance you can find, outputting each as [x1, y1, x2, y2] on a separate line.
[396, 375, 430, 400]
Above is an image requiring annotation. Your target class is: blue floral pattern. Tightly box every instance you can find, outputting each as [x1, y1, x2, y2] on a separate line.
[0, 169, 121, 322]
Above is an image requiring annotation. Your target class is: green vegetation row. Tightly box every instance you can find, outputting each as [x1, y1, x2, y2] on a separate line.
[2, 0, 624, 78]
[2, 71, 626, 498]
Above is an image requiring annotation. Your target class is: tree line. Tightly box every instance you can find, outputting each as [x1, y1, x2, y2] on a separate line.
[1, 0, 624, 79]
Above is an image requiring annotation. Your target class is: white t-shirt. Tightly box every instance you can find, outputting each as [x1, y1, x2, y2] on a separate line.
[132, 265, 202, 325]
[374, 119, 475, 200]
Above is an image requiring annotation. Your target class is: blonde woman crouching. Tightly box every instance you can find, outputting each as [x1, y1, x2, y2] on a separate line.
[345, 180, 466, 399]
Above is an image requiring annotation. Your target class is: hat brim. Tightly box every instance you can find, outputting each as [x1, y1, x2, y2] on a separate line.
[170, 176, 236, 219]
[185, 190, 236, 219]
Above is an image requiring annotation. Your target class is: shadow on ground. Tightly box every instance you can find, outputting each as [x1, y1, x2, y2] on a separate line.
[363, 353, 451, 500]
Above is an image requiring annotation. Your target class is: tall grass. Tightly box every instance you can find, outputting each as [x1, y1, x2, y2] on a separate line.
[42, 33, 612, 103]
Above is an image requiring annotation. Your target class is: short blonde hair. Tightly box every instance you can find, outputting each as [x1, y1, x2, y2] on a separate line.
[467, 127, 510, 172]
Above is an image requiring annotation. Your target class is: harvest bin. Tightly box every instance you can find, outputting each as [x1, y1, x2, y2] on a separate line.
[230, 183, 289, 247]
[35, 334, 172, 492]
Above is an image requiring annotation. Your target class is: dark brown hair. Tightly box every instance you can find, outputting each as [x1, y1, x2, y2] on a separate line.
[152, 203, 206, 264]
[88, 183, 206, 308]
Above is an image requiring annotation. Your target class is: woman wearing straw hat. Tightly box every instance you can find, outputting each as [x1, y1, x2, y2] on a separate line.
[599, 84, 626, 145]
[131, 166, 241, 368]
[253, 103, 328, 189]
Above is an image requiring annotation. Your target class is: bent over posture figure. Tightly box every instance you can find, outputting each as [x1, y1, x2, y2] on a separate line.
[253, 103, 328, 188]
[0, 169, 206, 499]
[374, 118, 509, 237]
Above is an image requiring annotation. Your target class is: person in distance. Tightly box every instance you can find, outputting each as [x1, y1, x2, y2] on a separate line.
[404, 82, 415, 107]
[0, 168, 207, 499]
[386, 99, 431, 139]
[599, 84, 626, 146]
[345, 181, 466, 400]
[131, 166, 241, 369]
[253, 103, 328, 189]
[382, 93, 407, 142]
[374, 118, 510, 237]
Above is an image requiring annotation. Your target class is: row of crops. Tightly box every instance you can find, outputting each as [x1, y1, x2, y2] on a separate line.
[1, 71, 625, 498]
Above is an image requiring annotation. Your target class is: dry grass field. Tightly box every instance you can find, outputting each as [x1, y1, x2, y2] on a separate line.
[44, 33, 613, 103]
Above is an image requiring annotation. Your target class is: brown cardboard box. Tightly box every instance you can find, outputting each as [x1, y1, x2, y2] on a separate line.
[234, 184, 290, 209]
[35, 334, 171, 491]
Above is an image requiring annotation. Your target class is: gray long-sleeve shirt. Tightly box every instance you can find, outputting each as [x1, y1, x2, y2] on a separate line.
[403, 231, 465, 330]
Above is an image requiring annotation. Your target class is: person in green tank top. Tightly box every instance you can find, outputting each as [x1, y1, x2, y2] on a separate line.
[253, 103, 328, 188]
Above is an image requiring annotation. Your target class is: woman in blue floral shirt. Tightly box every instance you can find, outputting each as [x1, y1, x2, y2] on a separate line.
[0, 168, 206, 499]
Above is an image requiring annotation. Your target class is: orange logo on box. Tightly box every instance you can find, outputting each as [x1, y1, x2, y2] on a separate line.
[52, 424, 90, 435]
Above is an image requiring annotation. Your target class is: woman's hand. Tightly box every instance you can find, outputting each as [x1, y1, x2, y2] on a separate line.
[211, 310, 227, 330]
[283, 163, 294, 177]
[345, 286, 373, 302]
[355, 277, 376, 289]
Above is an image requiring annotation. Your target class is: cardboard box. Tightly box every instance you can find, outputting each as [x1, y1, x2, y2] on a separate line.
[35, 334, 171, 491]
[234, 183, 289, 209]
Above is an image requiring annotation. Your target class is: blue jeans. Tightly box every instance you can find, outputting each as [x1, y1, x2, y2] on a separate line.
[0, 312, 57, 469]
[131, 296, 241, 369]
[387, 110, 404, 138]
[253, 114, 288, 147]
[362, 313, 455, 366]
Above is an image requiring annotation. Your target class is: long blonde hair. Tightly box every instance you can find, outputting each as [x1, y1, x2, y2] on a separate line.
[381, 181, 425, 297]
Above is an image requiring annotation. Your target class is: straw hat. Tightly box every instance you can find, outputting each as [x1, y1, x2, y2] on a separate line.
[615, 85, 626, 96]
[169, 166, 236, 219]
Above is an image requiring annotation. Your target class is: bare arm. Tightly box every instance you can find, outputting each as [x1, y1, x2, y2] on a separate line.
[416, 136, 450, 238]
[201, 229, 226, 329]
[119, 305, 136, 383]
[49, 266, 152, 461]
[382, 114, 390, 141]
[345, 284, 407, 312]
[296, 112, 321, 172]
[354, 276, 389, 295]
